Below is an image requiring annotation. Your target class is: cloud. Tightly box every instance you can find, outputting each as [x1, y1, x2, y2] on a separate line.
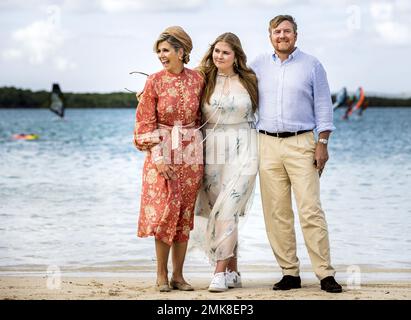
[0, 0, 206, 13]
[224, 0, 298, 6]
[223, 0, 350, 8]
[12, 9, 64, 64]
[0, 0, 38, 10]
[98, 0, 206, 13]
[53, 57, 77, 71]
[370, 1, 393, 20]
[2, 5, 76, 69]
[370, 1, 410, 45]
[61, 0, 101, 13]
[396, 0, 411, 11]
[2, 48, 23, 61]
[374, 21, 410, 45]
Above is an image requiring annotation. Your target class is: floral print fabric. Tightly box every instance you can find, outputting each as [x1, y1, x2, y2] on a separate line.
[193, 74, 258, 263]
[134, 68, 204, 245]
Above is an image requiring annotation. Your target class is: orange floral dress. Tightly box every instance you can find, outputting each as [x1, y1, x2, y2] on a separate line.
[134, 68, 204, 245]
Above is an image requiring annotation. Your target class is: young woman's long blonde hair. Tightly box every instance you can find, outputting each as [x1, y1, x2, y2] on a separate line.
[198, 32, 258, 112]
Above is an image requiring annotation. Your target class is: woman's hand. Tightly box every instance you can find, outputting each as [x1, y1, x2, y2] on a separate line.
[136, 134, 161, 151]
[155, 160, 177, 180]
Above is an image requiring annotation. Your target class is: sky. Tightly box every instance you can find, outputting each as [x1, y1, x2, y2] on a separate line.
[0, 0, 410, 96]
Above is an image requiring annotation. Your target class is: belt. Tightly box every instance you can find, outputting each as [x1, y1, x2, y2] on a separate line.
[259, 129, 312, 138]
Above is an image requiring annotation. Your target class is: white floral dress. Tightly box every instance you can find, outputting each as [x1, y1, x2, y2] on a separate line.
[194, 74, 258, 263]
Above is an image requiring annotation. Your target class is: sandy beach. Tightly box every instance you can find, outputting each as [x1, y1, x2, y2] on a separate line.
[1, 273, 410, 300]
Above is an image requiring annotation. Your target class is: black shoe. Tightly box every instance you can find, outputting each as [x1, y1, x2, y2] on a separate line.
[321, 276, 342, 293]
[273, 275, 301, 290]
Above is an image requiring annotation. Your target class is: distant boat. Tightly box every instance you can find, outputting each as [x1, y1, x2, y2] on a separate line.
[49, 83, 65, 118]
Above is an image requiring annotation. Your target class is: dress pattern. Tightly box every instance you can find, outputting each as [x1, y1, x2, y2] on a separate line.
[194, 74, 258, 263]
[134, 68, 204, 245]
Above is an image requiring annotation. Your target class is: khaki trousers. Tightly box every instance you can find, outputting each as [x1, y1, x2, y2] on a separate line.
[258, 131, 335, 280]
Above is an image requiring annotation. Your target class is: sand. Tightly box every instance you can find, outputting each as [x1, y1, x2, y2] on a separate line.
[1, 275, 410, 300]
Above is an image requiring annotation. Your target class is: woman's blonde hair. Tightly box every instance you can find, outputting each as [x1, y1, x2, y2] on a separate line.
[153, 26, 192, 64]
[198, 32, 258, 112]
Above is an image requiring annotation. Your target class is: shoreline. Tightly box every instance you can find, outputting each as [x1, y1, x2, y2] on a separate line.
[1, 264, 410, 276]
[1, 267, 410, 300]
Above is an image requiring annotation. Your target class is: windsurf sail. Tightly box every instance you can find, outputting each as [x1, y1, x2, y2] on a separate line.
[49, 83, 65, 118]
[333, 87, 348, 110]
[348, 86, 365, 116]
[359, 99, 369, 116]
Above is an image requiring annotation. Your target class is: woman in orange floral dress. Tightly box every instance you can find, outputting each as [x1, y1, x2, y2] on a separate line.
[133, 26, 204, 292]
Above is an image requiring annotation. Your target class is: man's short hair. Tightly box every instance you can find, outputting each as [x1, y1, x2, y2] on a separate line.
[268, 15, 298, 34]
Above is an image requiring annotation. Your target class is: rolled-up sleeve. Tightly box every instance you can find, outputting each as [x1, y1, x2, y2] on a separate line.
[312, 62, 336, 133]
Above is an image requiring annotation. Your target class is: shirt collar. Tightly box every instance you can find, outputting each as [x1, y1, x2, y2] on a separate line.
[272, 47, 300, 62]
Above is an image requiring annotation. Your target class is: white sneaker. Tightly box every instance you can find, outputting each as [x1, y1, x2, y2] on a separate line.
[226, 270, 242, 288]
[208, 272, 228, 292]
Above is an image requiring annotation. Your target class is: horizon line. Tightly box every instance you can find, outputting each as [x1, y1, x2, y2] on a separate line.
[1, 85, 411, 99]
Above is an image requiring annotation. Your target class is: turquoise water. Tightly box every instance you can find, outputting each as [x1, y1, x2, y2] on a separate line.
[0, 108, 410, 274]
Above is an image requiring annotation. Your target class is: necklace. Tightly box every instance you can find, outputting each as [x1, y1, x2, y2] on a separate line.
[217, 72, 236, 78]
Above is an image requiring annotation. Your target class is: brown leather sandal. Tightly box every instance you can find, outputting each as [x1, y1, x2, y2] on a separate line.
[170, 278, 194, 291]
[156, 281, 171, 292]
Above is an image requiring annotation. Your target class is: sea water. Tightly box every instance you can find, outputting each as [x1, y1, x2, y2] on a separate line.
[0, 108, 410, 277]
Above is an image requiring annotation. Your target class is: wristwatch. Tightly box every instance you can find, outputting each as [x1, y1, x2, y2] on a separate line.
[318, 138, 328, 145]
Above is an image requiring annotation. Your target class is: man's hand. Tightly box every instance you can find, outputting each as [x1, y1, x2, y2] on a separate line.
[314, 143, 328, 177]
[314, 131, 330, 177]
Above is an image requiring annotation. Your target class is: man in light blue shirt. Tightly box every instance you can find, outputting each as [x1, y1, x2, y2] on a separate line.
[251, 15, 342, 293]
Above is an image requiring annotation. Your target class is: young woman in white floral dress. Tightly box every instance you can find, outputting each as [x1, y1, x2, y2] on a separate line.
[195, 33, 258, 292]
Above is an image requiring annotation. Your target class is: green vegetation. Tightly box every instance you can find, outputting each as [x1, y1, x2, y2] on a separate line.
[0, 87, 137, 108]
[0, 86, 410, 108]
[330, 94, 411, 107]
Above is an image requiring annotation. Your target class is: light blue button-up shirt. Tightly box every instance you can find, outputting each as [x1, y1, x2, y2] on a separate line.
[250, 48, 335, 133]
